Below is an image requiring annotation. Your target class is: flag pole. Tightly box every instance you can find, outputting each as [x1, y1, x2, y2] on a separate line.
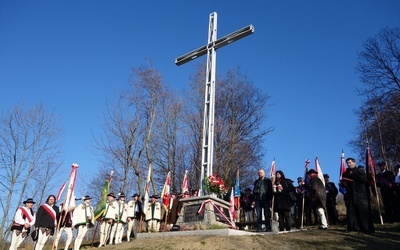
[300, 192, 305, 229]
[366, 142, 384, 225]
[374, 180, 384, 225]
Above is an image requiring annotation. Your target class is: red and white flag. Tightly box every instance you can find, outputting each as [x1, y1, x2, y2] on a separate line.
[315, 157, 325, 187]
[161, 172, 171, 210]
[61, 163, 79, 212]
[269, 160, 276, 184]
[142, 164, 152, 213]
[229, 187, 236, 221]
[339, 151, 347, 194]
[182, 170, 189, 194]
[56, 180, 68, 202]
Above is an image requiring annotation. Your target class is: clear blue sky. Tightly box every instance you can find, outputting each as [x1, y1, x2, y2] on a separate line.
[1, 1, 399, 189]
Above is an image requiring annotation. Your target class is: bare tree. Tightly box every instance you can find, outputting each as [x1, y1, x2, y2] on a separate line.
[0, 103, 63, 244]
[355, 26, 400, 166]
[131, 62, 164, 195]
[151, 88, 188, 193]
[93, 92, 143, 193]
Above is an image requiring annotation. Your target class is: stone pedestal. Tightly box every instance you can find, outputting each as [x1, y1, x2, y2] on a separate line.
[176, 195, 234, 229]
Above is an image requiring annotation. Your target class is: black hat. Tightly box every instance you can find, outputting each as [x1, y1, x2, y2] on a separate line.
[323, 174, 329, 178]
[83, 195, 92, 200]
[244, 188, 251, 192]
[151, 194, 159, 199]
[107, 192, 116, 198]
[297, 177, 304, 182]
[377, 161, 386, 167]
[132, 193, 139, 198]
[23, 198, 36, 204]
[118, 192, 125, 198]
[307, 169, 318, 175]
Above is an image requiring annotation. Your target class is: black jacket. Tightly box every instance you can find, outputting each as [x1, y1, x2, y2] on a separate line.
[253, 177, 272, 201]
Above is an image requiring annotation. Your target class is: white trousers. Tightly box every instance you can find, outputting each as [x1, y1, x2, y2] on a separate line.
[317, 207, 328, 228]
[34, 228, 50, 250]
[98, 221, 112, 247]
[73, 225, 88, 250]
[114, 223, 125, 244]
[9, 229, 28, 250]
[55, 226, 73, 250]
[146, 219, 159, 233]
[126, 218, 139, 241]
[108, 223, 117, 244]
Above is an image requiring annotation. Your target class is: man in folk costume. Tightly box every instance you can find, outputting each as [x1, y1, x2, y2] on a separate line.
[126, 193, 143, 241]
[72, 195, 94, 250]
[111, 192, 127, 244]
[54, 203, 74, 250]
[33, 195, 60, 250]
[98, 193, 117, 247]
[145, 195, 161, 233]
[9, 198, 36, 250]
[306, 169, 328, 229]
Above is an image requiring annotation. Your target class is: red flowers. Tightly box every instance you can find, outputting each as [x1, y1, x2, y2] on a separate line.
[205, 174, 228, 197]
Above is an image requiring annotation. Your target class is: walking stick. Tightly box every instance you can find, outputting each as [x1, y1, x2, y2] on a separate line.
[163, 209, 169, 231]
[52, 210, 66, 249]
[138, 213, 144, 233]
[90, 220, 100, 248]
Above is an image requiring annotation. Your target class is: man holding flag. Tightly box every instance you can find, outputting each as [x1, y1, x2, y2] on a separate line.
[98, 193, 117, 247]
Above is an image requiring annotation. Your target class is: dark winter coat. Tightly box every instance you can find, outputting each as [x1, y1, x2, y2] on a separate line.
[253, 177, 273, 202]
[341, 167, 369, 206]
[273, 178, 295, 211]
[308, 175, 327, 209]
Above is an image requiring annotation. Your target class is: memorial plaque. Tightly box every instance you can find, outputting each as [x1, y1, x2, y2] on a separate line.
[214, 206, 231, 225]
[183, 204, 204, 222]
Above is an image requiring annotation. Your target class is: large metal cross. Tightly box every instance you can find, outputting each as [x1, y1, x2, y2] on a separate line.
[175, 12, 254, 196]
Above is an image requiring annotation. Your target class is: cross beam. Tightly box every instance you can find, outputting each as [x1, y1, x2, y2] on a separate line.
[175, 12, 254, 196]
[175, 24, 254, 66]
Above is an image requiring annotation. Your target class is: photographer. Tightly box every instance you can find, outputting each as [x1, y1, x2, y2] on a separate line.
[252, 169, 273, 232]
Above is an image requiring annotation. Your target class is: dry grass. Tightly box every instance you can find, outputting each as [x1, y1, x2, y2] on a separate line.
[5, 198, 398, 250]
[7, 222, 400, 250]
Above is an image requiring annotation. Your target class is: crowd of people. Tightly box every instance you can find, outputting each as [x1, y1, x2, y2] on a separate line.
[8, 156, 400, 249]
[240, 157, 400, 234]
[8, 188, 199, 249]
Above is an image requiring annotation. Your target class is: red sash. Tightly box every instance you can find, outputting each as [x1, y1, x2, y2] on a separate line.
[41, 204, 56, 226]
[20, 206, 34, 223]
